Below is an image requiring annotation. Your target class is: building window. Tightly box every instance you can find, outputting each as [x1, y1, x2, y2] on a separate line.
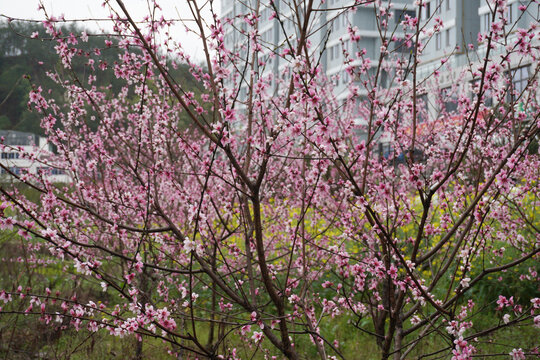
[1, 152, 20, 159]
[394, 38, 412, 53]
[506, 4, 513, 23]
[329, 45, 341, 61]
[421, 1, 431, 21]
[508, 66, 530, 101]
[7, 167, 21, 175]
[483, 13, 491, 33]
[435, 32, 441, 50]
[239, 87, 247, 101]
[445, 29, 450, 47]
[436, 0, 442, 14]
[446, 0, 451, 11]
[342, 70, 349, 84]
[395, 9, 417, 23]
[471, 79, 493, 107]
[418, 93, 429, 124]
[442, 87, 458, 113]
[51, 168, 65, 175]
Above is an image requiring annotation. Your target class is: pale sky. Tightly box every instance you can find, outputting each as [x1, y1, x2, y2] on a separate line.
[1, 0, 215, 62]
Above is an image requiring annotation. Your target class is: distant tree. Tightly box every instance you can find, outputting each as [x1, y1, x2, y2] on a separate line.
[0, 20, 203, 134]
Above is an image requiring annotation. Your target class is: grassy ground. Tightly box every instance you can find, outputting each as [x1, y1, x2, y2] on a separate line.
[0, 183, 538, 359]
[1, 313, 538, 359]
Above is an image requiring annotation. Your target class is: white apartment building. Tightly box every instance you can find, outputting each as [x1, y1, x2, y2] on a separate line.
[220, 0, 538, 111]
[0, 130, 70, 183]
[221, 0, 415, 102]
[418, 0, 538, 118]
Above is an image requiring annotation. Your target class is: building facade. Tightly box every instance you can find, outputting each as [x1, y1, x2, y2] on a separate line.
[417, 0, 538, 118]
[221, 0, 415, 101]
[221, 0, 538, 97]
[0, 130, 70, 183]
[220, 0, 538, 149]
